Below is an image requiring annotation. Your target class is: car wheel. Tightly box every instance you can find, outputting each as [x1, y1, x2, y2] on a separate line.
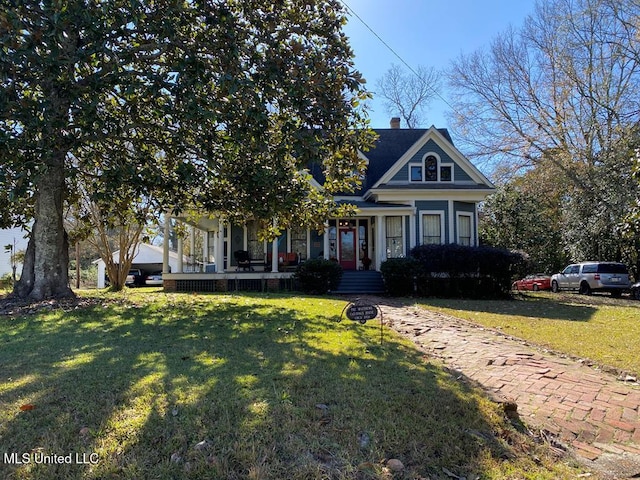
[551, 280, 559, 293]
[533, 284, 539, 292]
[579, 282, 591, 295]
[634, 289, 640, 300]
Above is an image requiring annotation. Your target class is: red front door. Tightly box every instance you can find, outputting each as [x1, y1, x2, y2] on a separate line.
[339, 229, 357, 270]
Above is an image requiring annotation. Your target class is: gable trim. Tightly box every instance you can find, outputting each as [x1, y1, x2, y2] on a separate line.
[370, 126, 494, 190]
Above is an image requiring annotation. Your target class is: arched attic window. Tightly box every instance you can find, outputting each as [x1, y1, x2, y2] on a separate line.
[424, 154, 438, 181]
[410, 153, 453, 182]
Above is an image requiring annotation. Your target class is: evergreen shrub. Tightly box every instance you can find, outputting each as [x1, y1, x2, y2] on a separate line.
[381, 244, 526, 298]
[379, 257, 420, 296]
[294, 259, 343, 294]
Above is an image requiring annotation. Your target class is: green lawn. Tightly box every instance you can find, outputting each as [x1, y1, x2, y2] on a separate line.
[418, 291, 640, 376]
[0, 290, 588, 479]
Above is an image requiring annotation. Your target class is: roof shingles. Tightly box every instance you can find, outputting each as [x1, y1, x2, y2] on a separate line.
[310, 127, 458, 195]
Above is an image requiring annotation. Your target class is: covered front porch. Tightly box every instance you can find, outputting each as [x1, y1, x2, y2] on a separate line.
[160, 202, 415, 291]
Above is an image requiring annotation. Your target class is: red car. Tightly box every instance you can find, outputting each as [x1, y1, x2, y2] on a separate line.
[512, 274, 552, 291]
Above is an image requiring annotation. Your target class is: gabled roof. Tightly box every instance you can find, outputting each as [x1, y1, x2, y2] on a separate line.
[363, 127, 453, 191]
[309, 127, 454, 194]
[371, 126, 494, 189]
[309, 126, 493, 196]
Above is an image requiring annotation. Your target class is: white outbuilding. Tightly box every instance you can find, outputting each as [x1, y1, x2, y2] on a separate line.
[94, 243, 184, 288]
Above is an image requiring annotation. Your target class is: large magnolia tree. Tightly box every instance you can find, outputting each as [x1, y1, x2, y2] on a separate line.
[0, 0, 373, 300]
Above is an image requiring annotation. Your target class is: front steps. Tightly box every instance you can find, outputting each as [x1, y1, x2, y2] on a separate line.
[334, 270, 385, 294]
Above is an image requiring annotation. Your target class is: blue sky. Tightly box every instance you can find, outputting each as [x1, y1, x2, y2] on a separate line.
[341, 0, 537, 130]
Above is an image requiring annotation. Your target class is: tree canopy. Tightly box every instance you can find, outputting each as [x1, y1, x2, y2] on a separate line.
[450, 0, 640, 271]
[448, 0, 640, 176]
[0, 0, 372, 300]
[479, 164, 568, 274]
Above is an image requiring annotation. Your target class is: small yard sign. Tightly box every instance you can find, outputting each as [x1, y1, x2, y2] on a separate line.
[340, 300, 384, 344]
[345, 303, 378, 324]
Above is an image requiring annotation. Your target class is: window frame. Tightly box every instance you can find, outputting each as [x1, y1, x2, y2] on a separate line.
[456, 212, 473, 246]
[440, 164, 453, 182]
[420, 211, 445, 245]
[409, 164, 423, 182]
[290, 227, 308, 261]
[385, 216, 405, 258]
[424, 154, 438, 181]
[246, 221, 266, 261]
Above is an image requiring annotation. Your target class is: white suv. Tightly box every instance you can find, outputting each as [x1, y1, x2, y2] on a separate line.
[551, 262, 631, 297]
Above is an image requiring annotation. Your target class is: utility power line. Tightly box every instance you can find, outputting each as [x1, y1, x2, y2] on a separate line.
[339, 0, 456, 113]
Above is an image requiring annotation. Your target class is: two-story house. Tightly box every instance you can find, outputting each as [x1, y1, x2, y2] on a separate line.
[161, 120, 494, 292]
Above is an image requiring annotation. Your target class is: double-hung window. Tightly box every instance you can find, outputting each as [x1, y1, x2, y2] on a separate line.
[247, 221, 264, 261]
[422, 214, 442, 244]
[291, 227, 307, 261]
[457, 214, 472, 246]
[385, 216, 403, 258]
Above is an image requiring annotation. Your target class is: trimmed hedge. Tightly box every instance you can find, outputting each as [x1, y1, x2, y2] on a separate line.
[381, 244, 526, 298]
[294, 259, 343, 294]
[379, 258, 419, 296]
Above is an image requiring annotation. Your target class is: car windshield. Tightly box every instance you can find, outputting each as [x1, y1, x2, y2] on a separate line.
[596, 263, 628, 274]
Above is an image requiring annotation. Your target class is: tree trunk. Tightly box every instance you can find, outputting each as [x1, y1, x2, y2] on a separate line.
[13, 155, 74, 300]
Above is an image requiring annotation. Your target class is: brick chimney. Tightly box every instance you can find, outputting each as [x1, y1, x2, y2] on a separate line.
[390, 117, 401, 129]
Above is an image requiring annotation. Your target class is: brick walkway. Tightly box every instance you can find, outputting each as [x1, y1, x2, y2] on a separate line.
[375, 299, 640, 479]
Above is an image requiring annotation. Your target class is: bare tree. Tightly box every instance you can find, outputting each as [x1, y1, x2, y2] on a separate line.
[376, 64, 442, 128]
[448, 0, 640, 266]
[71, 193, 152, 291]
[447, 0, 640, 179]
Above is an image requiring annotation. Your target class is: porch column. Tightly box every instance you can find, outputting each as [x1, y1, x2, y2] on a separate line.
[323, 222, 330, 260]
[212, 230, 218, 272]
[190, 226, 196, 270]
[474, 204, 479, 247]
[177, 235, 184, 273]
[163, 214, 170, 274]
[271, 219, 279, 272]
[202, 229, 209, 268]
[376, 215, 386, 268]
[448, 200, 455, 244]
[409, 210, 417, 250]
[216, 218, 225, 272]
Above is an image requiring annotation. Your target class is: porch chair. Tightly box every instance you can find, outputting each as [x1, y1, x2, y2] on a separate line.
[234, 250, 253, 271]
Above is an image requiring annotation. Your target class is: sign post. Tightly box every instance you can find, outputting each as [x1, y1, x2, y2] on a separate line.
[340, 300, 384, 345]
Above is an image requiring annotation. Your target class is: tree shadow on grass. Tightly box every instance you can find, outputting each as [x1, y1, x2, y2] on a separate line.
[0, 292, 580, 479]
